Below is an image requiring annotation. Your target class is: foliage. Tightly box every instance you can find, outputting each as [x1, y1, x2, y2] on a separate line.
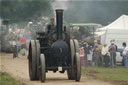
[83, 67, 128, 85]
[0, 72, 18, 85]
[0, 0, 53, 23]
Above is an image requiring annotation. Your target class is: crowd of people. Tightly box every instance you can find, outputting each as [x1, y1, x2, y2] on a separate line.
[12, 29, 31, 58]
[79, 40, 128, 68]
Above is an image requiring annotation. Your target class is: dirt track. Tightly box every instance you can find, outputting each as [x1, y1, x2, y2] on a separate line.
[0, 53, 115, 85]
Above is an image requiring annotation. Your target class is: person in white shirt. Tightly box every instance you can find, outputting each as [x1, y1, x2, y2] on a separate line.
[122, 42, 128, 68]
[101, 44, 110, 67]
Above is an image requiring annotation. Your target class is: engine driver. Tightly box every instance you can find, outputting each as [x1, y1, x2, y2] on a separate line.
[47, 18, 55, 34]
[47, 18, 56, 45]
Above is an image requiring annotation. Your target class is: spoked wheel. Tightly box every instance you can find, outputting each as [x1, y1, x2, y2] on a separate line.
[28, 40, 38, 80]
[74, 53, 81, 82]
[67, 40, 75, 80]
[40, 54, 46, 82]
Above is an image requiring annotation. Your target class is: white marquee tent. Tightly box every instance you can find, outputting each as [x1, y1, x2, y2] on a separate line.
[97, 14, 128, 46]
[99, 15, 128, 31]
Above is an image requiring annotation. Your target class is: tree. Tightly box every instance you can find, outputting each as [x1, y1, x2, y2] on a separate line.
[0, 0, 53, 23]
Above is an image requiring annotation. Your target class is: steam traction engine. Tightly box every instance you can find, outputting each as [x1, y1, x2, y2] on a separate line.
[28, 9, 81, 82]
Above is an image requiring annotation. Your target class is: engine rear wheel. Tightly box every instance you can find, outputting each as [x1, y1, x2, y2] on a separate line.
[28, 40, 38, 80]
[74, 39, 80, 53]
[40, 54, 46, 82]
[67, 40, 75, 80]
[65, 26, 70, 43]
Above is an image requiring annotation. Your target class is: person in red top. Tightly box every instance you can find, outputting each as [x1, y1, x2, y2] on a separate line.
[20, 35, 27, 56]
[20, 36, 26, 43]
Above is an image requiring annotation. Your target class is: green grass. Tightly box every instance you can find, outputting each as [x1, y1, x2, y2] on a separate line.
[0, 72, 18, 85]
[83, 67, 128, 84]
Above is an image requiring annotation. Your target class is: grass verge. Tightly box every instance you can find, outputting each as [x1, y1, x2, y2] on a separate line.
[0, 72, 18, 85]
[82, 66, 128, 85]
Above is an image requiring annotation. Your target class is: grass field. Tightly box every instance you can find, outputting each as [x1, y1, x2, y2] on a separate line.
[83, 66, 128, 85]
[0, 72, 18, 85]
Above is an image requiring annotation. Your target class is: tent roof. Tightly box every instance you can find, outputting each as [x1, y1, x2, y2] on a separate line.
[99, 15, 128, 31]
[95, 31, 105, 36]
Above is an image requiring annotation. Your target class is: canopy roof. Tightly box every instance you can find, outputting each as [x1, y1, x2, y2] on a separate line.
[69, 23, 102, 27]
[99, 15, 128, 31]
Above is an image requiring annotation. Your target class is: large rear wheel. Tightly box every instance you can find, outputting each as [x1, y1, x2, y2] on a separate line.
[67, 40, 75, 80]
[65, 26, 70, 43]
[74, 39, 80, 53]
[28, 40, 38, 80]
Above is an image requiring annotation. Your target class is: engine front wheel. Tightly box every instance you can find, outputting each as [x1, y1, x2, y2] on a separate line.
[39, 54, 46, 82]
[74, 53, 81, 82]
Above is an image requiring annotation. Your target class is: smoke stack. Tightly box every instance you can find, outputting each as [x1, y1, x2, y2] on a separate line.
[56, 9, 64, 39]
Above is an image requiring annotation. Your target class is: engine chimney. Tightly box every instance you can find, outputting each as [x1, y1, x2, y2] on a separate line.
[56, 9, 63, 39]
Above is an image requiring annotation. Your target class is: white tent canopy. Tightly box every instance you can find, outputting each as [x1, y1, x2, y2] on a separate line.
[96, 14, 128, 46]
[99, 15, 128, 31]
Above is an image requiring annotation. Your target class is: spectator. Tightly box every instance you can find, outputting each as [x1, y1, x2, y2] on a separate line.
[93, 40, 103, 67]
[109, 40, 117, 68]
[12, 38, 16, 59]
[20, 35, 27, 56]
[15, 39, 19, 57]
[122, 42, 128, 68]
[92, 41, 98, 66]
[121, 42, 126, 66]
[83, 40, 93, 66]
[80, 47, 85, 67]
[24, 32, 31, 49]
[101, 44, 110, 67]
[93, 41, 99, 66]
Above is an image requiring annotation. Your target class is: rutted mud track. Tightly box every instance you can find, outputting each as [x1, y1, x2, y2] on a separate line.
[0, 53, 115, 85]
